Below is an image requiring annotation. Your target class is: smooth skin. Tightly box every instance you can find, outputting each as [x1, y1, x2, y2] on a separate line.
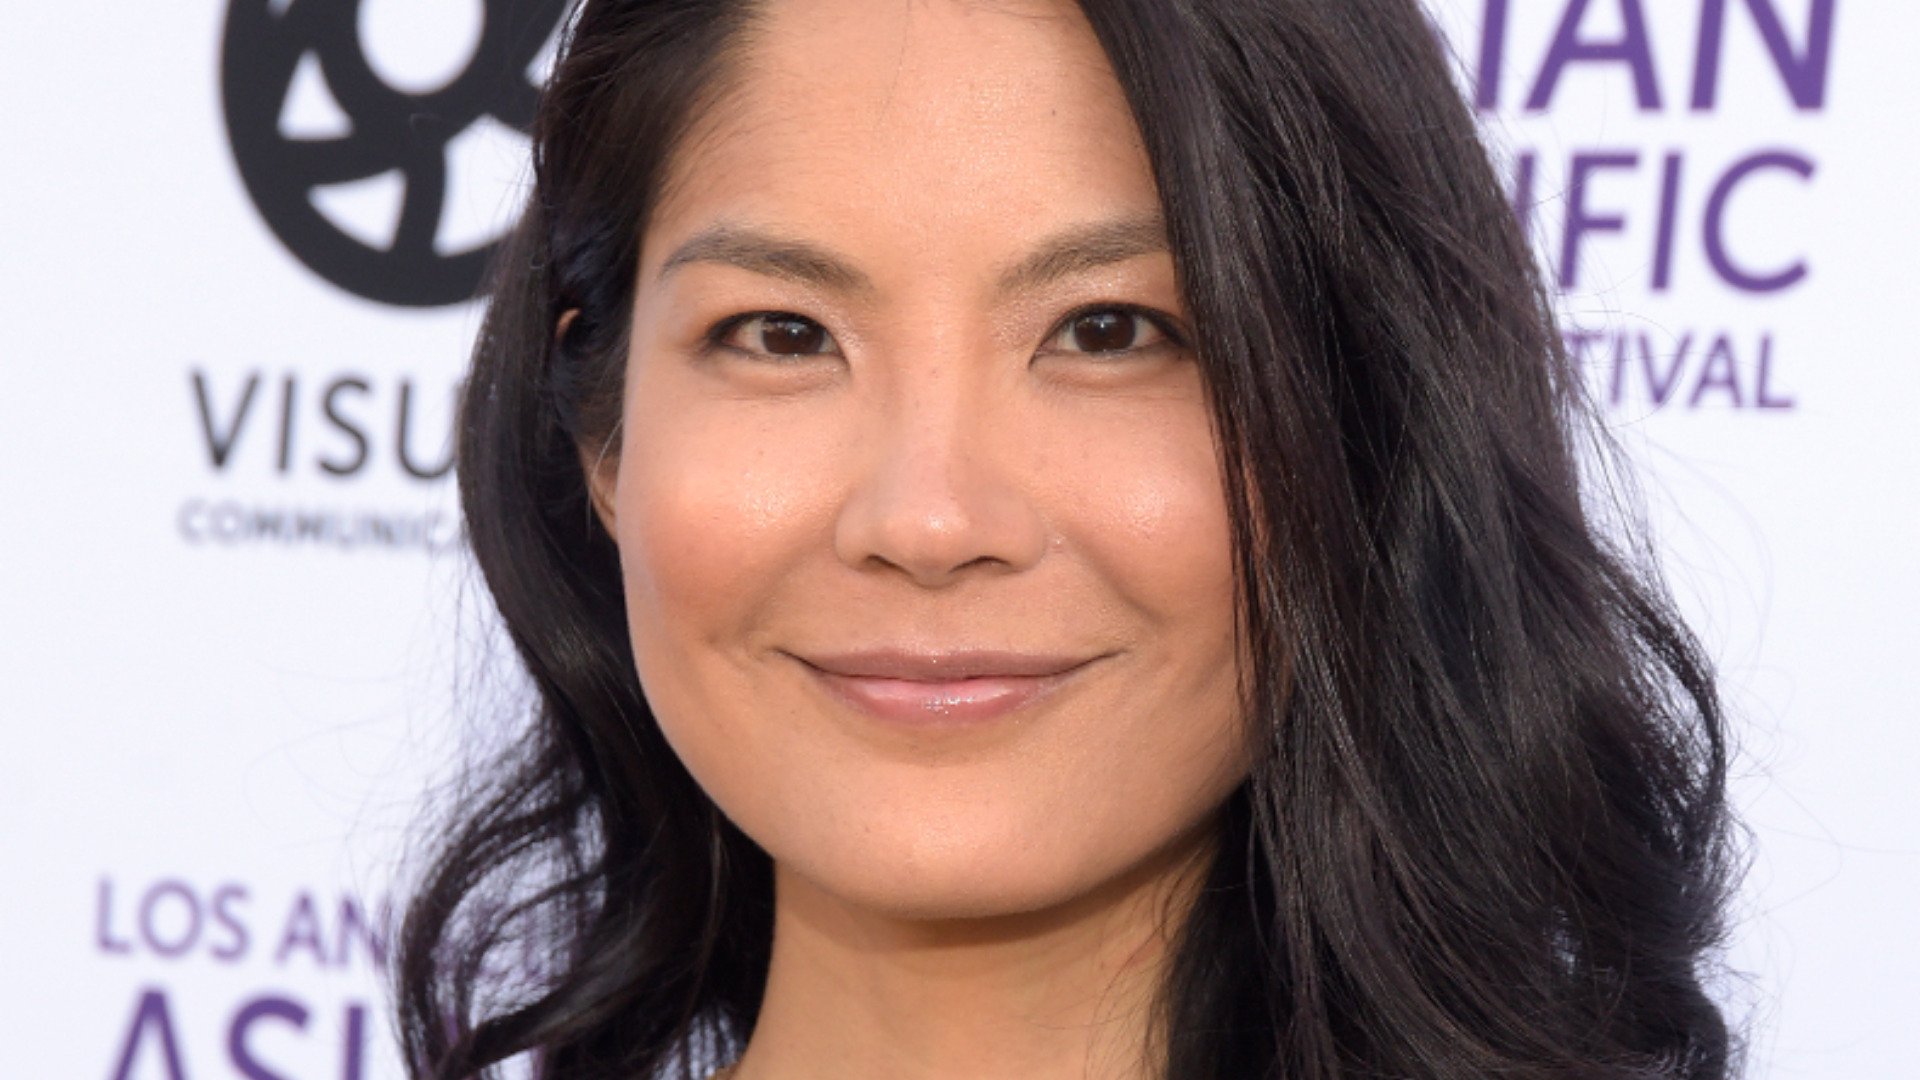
[583, 1, 1247, 1077]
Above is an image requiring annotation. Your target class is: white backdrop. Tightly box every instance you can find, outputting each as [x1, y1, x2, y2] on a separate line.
[1, 2, 1912, 1077]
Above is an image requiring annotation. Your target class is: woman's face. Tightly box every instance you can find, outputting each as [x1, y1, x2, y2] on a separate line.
[591, 0, 1246, 920]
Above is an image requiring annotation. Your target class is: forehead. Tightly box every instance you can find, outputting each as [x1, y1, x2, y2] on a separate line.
[645, 0, 1159, 271]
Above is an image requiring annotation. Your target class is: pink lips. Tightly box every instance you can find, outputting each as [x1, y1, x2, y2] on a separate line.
[793, 648, 1099, 727]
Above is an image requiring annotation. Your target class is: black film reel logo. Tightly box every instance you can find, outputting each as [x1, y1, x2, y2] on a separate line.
[221, 0, 570, 307]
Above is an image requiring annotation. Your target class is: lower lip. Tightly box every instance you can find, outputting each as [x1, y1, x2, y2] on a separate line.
[803, 664, 1090, 727]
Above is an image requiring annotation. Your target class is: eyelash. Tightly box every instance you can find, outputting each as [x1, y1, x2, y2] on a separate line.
[703, 304, 1190, 362]
[1042, 303, 1190, 357]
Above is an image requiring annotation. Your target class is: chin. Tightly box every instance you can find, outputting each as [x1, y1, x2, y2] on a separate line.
[774, 810, 1169, 925]
[815, 864, 1096, 925]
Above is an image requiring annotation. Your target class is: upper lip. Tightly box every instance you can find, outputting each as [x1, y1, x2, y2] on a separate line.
[792, 648, 1102, 681]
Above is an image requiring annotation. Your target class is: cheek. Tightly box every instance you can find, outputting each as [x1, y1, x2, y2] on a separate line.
[608, 387, 840, 734]
[1037, 390, 1246, 793]
[1078, 397, 1243, 753]
[1049, 395, 1236, 654]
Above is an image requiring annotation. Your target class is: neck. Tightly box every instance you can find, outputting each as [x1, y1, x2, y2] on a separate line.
[728, 834, 1213, 1080]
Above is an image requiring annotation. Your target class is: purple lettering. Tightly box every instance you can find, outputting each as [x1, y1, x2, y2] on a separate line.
[1651, 152, 1684, 291]
[1756, 335, 1796, 409]
[140, 880, 202, 959]
[230, 996, 309, 1080]
[1692, 0, 1838, 110]
[1560, 152, 1639, 289]
[109, 988, 188, 1080]
[96, 878, 133, 955]
[1690, 335, 1743, 406]
[1526, 0, 1662, 112]
[1477, 0, 1512, 110]
[210, 884, 251, 962]
[276, 892, 328, 966]
[1704, 150, 1815, 292]
[1643, 332, 1693, 408]
[343, 1003, 368, 1080]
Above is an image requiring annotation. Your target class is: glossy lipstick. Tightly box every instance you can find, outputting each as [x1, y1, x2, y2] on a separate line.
[792, 648, 1099, 726]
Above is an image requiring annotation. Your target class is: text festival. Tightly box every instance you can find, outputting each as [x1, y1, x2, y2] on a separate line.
[1480, 0, 1833, 412]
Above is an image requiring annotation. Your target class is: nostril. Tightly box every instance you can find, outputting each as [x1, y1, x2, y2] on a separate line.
[833, 483, 1047, 587]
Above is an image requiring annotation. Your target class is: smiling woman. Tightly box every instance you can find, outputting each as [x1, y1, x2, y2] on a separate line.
[396, 2, 1738, 1079]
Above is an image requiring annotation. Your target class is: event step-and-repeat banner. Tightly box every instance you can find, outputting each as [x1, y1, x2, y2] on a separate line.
[1, 1, 1912, 1077]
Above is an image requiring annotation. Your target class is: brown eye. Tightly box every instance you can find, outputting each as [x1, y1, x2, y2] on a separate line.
[720, 313, 838, 358]
[1047, 308, 1172, 357]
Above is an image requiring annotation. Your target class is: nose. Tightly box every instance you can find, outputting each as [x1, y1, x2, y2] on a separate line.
[831, 365, 1049, 588]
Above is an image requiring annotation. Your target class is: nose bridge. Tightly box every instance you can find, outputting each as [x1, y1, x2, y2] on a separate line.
[833, 338, 1048, 586]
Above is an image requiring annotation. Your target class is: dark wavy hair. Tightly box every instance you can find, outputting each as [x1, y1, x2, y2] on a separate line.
[396, 0, 1741, 1077]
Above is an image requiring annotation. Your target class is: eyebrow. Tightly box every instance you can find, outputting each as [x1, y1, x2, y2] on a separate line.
[655, 213, 1170, 297]
[659, 225, 872, 293]
[994, 213, 1169, 295]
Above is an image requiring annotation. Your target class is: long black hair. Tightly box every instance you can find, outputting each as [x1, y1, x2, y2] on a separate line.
[397, 1, 1741, 1077]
